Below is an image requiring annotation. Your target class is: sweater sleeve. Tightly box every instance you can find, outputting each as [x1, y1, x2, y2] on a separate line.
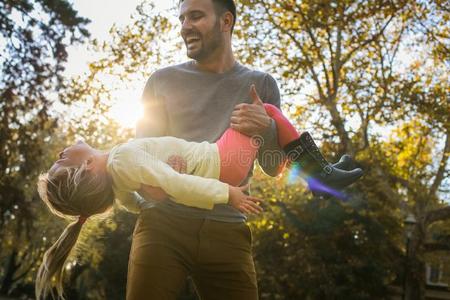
[111, 148, 229, 210]
[136, 72, 168, 138]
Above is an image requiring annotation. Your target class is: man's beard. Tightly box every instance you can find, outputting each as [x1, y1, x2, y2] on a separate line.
[185, 21, 223, 62]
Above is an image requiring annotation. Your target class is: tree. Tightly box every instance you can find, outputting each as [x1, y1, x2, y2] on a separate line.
[235, 0, 449, 298]
[24, 2, 182, 299]
[3, 0, 446, 298]
[0, 0, 89, 297]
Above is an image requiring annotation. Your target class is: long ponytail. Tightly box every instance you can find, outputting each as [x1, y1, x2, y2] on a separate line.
[35, 218, 85, 300]
[36, 163, 114, 299]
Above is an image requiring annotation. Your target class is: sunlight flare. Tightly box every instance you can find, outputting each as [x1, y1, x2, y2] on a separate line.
[109, 89, 143, 129]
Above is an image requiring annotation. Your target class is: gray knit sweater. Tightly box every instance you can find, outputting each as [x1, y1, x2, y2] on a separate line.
[137, 61, 282, 222]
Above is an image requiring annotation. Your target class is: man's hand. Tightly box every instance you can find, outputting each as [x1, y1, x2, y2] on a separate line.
[228, 184, 264, 214]
[137, 155, 187, 201]
[167, 155, 187, 174]
[230, 84, 272, 137]
[139, 184, 169, 201]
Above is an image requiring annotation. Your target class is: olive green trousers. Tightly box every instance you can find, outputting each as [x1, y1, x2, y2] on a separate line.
[126, 208, 258, 300]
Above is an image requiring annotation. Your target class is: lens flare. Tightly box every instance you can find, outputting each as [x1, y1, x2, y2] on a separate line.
[286, 163, 349, 201]
[307, 178, 349, 201]
[287, 163, 303, 184]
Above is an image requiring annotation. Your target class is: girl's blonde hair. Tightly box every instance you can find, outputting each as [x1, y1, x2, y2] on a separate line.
[36, 162, 114, 299]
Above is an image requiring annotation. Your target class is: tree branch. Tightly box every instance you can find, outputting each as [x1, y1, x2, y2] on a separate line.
[264, 2, 326, 100]
[331, 2, 345, 99]
[430, 130, 450, 195]
[424, 242, 450, 253]
[324, 100, 353, 153]
[371, 166, 402, 203]
[325, 26, 335, 65]
[426, 206, 450, 225]
[288, 3, 332, 94]
[358, 118, 370, 151]
[341, 13, 396, 65]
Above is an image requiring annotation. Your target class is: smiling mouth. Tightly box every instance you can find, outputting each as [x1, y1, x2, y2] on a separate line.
[185, 36, 201, 45]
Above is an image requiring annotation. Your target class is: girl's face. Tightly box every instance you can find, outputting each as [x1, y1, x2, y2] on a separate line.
[49, 140, 93, 173]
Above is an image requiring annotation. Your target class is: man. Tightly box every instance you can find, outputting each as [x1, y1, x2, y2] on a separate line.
[128, 0, 283, 299]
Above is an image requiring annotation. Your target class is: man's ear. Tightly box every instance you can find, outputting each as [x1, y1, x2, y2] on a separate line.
[221, 11, 234, 33]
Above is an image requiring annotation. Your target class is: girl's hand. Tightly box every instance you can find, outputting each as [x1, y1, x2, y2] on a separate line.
[137, 156, 186, 201]
[228, 184, 264, 214]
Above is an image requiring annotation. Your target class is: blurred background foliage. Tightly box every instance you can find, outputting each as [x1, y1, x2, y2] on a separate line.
[0, 0, 448, 299]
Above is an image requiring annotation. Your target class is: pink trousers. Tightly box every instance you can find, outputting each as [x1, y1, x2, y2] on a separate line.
[217, 104, 299, 186]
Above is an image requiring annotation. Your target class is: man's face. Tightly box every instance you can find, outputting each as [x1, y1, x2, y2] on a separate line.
[179, 0, 224, 61]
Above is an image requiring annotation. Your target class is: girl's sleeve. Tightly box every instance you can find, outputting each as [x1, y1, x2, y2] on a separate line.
[113, 149, 229, 210]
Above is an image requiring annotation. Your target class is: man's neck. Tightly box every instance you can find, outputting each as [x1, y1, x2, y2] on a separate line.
[194, 49, 236, 74]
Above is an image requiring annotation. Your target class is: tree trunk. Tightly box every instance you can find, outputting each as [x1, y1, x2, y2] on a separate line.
[0, 250, 17, 295]
[404, 229, 426, 300]
[405, 256, 426, 300]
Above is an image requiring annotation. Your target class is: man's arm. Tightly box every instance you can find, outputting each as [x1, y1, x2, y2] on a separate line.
[136, 73, 168, 138]
[257, 118, 285, 176]
[135, 73, 170, 203]
[115, 191, 148, 214]
[258, 74, 285, 176]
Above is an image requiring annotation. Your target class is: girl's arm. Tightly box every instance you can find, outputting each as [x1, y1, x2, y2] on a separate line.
[136, 183, 263, 214]
[138, 158, 229, 209]
[111, 148, 262, 212]
[111, 149, 228, 210]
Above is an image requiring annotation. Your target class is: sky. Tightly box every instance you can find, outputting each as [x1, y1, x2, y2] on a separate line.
[67, 0, 150, 76]
[65, 0, 177, 128]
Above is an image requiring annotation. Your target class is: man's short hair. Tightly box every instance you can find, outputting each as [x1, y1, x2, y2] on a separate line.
[212, 0, 236, 33]
[180, 0, 237, 34]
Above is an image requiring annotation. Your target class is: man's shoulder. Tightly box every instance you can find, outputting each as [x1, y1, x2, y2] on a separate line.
[152, 61, 194, 78]
[235, 63, 280, 104]
[236, 63, 278, 87]
[236, 63, 274, 81]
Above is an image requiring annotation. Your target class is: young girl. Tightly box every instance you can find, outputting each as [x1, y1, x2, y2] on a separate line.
[35, 86, 362, 299]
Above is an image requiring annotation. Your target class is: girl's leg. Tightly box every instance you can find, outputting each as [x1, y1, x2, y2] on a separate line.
[217, 103, 301, 186]
[262, 103, 300, 147]
[216, 103, 363, 194]
[216, 128, 259, 186]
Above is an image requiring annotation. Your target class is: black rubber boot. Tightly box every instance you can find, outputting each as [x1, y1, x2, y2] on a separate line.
[283, 132, 363, 192]
[332, 154, 352, 170]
